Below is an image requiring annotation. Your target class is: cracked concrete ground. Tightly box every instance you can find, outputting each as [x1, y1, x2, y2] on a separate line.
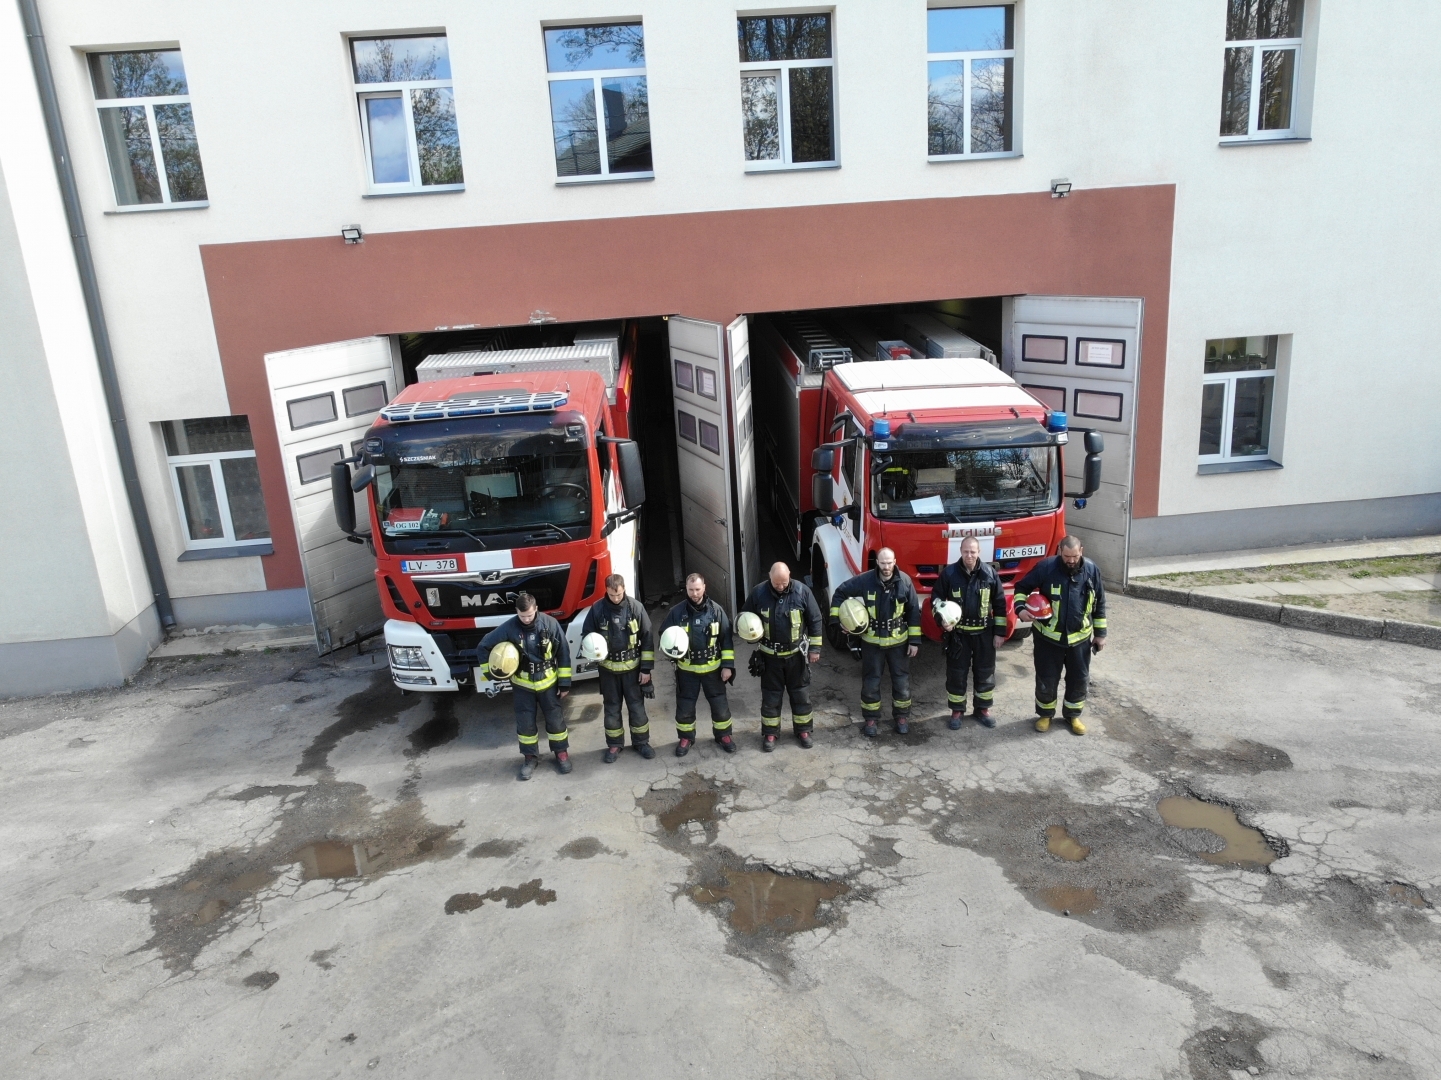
[1, 595, 1438, 1079]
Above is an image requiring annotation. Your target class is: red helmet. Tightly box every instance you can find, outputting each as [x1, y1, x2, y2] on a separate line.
[1024, 593, 1053, 620]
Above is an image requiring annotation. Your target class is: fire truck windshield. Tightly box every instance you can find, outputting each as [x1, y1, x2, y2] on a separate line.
[370, 413, 591, 543]
[872, 445, 1060, 520]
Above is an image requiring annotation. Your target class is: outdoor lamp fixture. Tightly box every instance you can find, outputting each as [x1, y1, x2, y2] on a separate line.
[1050, 178, 1073, 199]
[341, 225, 364, 244]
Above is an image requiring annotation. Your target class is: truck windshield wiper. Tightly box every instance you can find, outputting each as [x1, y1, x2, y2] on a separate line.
[523, 521, 571, 538]
[428, 527, 487, 548]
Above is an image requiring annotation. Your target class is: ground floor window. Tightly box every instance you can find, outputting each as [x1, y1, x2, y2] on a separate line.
[1199, 336, 1278, 464]
[162, 416, 271, 550]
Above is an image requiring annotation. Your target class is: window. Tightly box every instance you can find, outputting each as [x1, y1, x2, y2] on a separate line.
[1199, 336, 1278, 464]
[162, 417, 271, 551]
[89, 49, 207, 207]
[927, 6, 1015, 159]
[1076, 338, 1125, 369]
[544, 23, 652, 180]
[738, 14, 836, 170]
[351, 35, 463, 193]
[1021, 335, 1065, 364]
[1220, 0, 1302, 139]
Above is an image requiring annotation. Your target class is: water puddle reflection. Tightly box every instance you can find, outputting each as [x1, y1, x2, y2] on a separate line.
[1157, 796, 1276, 866]
[693, 870, 849, 934]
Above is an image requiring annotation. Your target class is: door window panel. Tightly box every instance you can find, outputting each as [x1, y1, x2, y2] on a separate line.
[1021, 335, 1067, 364]
[297, 446, 345, 485]
[288, 393, 337, 429]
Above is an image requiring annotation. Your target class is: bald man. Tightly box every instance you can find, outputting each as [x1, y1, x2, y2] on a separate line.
[830, 548, 922, 737]
[741, 562, 824, 751]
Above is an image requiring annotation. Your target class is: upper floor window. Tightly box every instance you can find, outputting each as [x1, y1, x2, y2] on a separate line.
[89, 49, 207, 207]
[1199, 337, 1279, 466]
[351, 35, 464, 193]
[162, 416, 272, 553]
[739, 14, 836, 170]
[544, 24, 652, 181]
[927, 6, 1015, 159]
[1220, 0, 1303, 140]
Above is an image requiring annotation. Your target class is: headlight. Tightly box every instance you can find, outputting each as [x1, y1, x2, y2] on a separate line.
[388, 645, 430, 670]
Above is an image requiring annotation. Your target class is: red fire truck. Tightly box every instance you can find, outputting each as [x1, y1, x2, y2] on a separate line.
[330, 347, 645, 694]
[803, 356, 1103, 640]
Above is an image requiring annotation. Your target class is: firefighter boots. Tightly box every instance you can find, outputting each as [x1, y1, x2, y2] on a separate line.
[862, 719, 879, 738]
[675, 737, 693, 758]
[555, 751, 573, 774]
[949, 709, 964, 730]
[1069, 717, 1086, 736]
[637, 743, 656, 760]
[718, 734, 737, 754]
[1034, 716, 1051, 733]
[518, 756, 539, 781]
[895, 719, 910, 735]
[974, 708, 996, 728]
[603, 746, 621, 764]
[797, 730, 813, 749]
[762, 734, 777, 753]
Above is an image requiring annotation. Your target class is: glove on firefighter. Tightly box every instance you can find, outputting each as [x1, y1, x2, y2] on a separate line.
[748, 652, 766, 678]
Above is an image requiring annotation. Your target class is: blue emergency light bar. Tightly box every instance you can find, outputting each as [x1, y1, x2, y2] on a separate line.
[1046, 411, 1068, 433]
[379, 390, 569, 424]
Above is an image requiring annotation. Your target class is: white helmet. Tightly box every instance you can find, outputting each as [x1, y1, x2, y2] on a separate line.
[487, 641, 520, 679]
[735, 611, 764, 643]
[933, 599, 963, 631]
[838, 597, 869, 634]
[580, 632, 609, 662]
[659, 625, 690, 660]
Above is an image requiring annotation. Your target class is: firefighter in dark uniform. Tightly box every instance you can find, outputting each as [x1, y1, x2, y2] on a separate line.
[931, 535, 1009, 730]
[581, 573, 656, 763]
[1014, 535, 1108, 736]
[741, 561, 824, 752]
[479, 591, 574, 779]
[830, 547, 922, 737]
[659, 573, 736, 756]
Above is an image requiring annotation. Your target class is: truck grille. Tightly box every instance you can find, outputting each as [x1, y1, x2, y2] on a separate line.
[414, 566, 570, 620]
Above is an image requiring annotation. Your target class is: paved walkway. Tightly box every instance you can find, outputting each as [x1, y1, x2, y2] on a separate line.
[1130, 533, 1441, 578]
[1193, 572, 1441, 599]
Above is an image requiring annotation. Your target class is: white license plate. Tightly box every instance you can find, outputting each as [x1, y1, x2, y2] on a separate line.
[996, 545, 1046, 560]
[401, 558, 458, 573]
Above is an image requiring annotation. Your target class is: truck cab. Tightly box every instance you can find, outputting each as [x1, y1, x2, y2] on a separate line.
[807, 358, 1101, 640]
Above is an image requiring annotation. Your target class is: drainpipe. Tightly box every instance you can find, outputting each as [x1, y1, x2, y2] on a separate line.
[19, 0, 175, 629]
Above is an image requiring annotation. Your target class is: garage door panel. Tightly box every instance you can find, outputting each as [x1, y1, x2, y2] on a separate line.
[1063, 528, 1127, 584]
[1064, 479, 1130, 537]
[311, 583, 385, 651]
[680, 494, 731, 568]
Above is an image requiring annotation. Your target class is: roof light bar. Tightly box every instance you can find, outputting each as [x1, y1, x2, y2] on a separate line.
[379, 390, 569, 424]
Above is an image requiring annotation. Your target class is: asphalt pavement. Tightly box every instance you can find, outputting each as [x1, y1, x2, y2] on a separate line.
[1, 595, 1438, 1080]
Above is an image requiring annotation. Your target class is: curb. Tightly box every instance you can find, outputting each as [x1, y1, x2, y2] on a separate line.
[1122, 583, 1441, 650]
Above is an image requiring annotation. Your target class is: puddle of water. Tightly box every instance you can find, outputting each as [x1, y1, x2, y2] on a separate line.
[1388, 882, 1429, 908]
[295, 840, 367, 880]
[1045, 825, 1090, 862]
[658, 791, 719, 833]
[469, 839, 523, 859]
[242, 970, 279, 990]
[692, 870, 849, 934]
[445, 879, 556, 914]
[1158, 797, 1276, 866]
[1037, 885, 1100, 915]
[405, 711, 460, 755]
[557, 837, 608, 859]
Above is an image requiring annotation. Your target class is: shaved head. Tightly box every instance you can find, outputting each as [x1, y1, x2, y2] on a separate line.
[769, 562, 791, 589]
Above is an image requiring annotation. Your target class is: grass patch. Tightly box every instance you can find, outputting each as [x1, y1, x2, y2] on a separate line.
[1273, 594, 1329, 609]
[1151, 553, 1439, 589]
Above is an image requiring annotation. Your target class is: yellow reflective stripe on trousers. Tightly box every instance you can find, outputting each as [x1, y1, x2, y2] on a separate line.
[601, 658, 640, 672]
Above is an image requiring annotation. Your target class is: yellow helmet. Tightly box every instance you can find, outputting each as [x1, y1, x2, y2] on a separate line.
[735, 611, 764, 643]
[488, 640, 520, 679]
[838, 597, 869, 634]
[580, 632, 609, 662]
[933, 599, 963, 631]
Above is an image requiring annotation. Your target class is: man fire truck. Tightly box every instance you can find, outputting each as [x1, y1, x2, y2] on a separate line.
[331, 357, 646, 695]
[806, 357, 1102, 642]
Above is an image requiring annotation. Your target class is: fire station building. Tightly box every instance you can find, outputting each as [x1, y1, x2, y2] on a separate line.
[3, 0, 1438, 694]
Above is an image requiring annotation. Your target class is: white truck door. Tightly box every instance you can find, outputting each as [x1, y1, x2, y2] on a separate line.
[668, 317, 739, 614]
[1004, 296, 1142, 582]
[726, 316, 761, 595]
[265, 337, 395, 653]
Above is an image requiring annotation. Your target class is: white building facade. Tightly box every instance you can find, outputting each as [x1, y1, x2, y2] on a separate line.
[3, 0, 1438, 694]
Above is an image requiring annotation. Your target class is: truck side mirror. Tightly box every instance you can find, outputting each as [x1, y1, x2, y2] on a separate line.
[331, 461, 356, 534]
[1082, 453, 1103, 498]
[351, 464, 375, 492]
[811, 447, 834, 472]
[1084, 430, 1104, 455]
[812, 473, 836, 513]
[617, 439, 646, 508]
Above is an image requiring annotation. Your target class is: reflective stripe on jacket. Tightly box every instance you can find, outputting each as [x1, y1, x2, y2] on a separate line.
[1014, 555, 1108, 645]
[660, 596, 735, 674]
[742, 579, 824, 656]
[477, 612, 573, 689]
[932, 559, 1008, 634]
[581, 596, 654, 673]
[831, 569, 922, 647]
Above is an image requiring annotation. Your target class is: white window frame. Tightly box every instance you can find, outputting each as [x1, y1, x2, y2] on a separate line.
[739, 14, 838, 172]
[1220, 18, 1303, 142]
[926, 5, 1017, 161]
[1198, 345, 1279, 467]
[90, 56, 207, 211]
[351, 38, 464, 195]
[166, 449, 271, 551]
[545, 26, 652, 184]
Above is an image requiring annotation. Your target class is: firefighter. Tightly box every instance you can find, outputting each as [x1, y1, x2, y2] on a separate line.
[741, 561, 824, 752]
[830, 547, 921, 737]
[1014, 535, 1107, 735]
[659, 573, 736, 756]
[931, 535, 1009, 730]
[580, 573, 656, 763]
[479, 592, 574, 780]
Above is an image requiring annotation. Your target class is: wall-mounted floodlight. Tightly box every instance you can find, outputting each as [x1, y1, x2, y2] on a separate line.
[341, 225, 364, 244]
[1050, 179, 1073, 199]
